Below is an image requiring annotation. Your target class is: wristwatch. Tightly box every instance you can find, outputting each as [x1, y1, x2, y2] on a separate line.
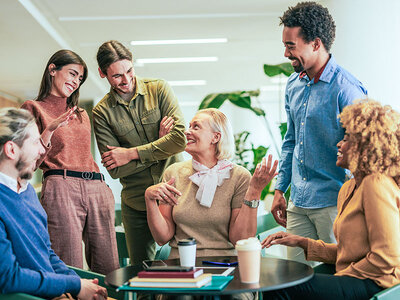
[243, 199, 260, 208]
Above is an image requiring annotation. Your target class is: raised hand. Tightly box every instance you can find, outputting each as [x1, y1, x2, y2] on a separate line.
[145, 177, 182, 206]
[159, 116, 174, 138]
[41, 106, 77, 146]
[48, 106, 77, 132]
[245, 155, 279, 201]
[250, 155, 279, 192]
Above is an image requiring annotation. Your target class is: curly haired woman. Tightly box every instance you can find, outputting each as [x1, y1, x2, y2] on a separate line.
[262, 99, 400, 300]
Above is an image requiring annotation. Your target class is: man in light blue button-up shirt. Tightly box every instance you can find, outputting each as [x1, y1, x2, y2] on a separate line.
[271, 2, 367, 264]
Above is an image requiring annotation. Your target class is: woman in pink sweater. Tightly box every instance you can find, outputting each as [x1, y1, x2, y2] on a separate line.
[262, 100, 400, 299]
[21, 50, 119, 275]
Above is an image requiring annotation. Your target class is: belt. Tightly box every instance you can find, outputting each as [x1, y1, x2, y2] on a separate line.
[43, 170, 104, 181]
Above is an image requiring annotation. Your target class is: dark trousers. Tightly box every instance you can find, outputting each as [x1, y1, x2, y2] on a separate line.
[121, 201, 156, 266]
[262, 274, 383, 300]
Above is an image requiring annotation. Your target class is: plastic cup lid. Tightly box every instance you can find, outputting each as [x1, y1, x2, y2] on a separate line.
[235, 237, 261, 251]
[178, 237, 196, 246]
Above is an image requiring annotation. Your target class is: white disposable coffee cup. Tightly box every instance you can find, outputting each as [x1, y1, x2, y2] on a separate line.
[178, 238, 197, 267]
[235, 237, 261, 283]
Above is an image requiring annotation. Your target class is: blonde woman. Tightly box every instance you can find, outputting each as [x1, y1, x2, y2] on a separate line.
[145, 108, 278, 259]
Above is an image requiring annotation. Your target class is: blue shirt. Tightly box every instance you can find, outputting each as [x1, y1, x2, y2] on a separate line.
[0, 183, 81, 298]
[275, 55, 367, 209]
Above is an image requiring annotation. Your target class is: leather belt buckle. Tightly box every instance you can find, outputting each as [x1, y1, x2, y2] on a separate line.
[82, 171, 94, 180]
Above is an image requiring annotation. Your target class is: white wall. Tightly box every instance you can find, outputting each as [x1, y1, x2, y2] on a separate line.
[327, 0, 400, 110]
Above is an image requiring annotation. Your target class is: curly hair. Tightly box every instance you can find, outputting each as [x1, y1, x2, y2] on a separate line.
[280, 1, 336, 52]
[339, 100, 400, 180]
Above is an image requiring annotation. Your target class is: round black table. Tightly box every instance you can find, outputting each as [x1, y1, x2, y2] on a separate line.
[105, 256, 314, 296]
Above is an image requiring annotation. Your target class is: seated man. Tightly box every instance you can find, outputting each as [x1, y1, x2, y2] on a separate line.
[0, 107, 107, 300]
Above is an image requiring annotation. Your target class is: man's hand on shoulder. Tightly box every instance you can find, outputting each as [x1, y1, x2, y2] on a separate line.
[271, 190, 287, 227]
[101, 145, 139, 170]
[78, 278, 107, 300]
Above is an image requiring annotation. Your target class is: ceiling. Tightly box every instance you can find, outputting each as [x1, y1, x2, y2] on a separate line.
[0, 0, 310, 106]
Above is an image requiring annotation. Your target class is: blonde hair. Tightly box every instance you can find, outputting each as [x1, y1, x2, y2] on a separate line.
[0, 108, 35, 157]
[339, 99, 400, 179]
[196, 108, 235, 160]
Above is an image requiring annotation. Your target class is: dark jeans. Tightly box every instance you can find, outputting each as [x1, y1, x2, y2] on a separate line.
[263, 274, 383, 300]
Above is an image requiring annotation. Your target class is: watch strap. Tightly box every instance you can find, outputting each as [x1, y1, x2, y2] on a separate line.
[243, 199, 260, 208]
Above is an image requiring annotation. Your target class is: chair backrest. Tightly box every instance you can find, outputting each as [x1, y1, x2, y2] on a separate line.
[256, 213, 284, 257]
[68, 265, 125, 300]
[116, 230, 130, 267]
[313, 263, 336, 275]
[115, 203, 122, 226]
[370, 283, 400, 300]
[155, 243, 171, 260]
[0, 294, 43, 300]
[256, 213, 279, 237]
[115, 209, 122, 227]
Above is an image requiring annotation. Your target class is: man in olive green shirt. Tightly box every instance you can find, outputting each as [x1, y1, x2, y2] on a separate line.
[93, 40, 186, 265]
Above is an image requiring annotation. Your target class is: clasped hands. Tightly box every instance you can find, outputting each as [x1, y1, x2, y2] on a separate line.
[78, 278, 107, 300]
[145, 177, 182, 206]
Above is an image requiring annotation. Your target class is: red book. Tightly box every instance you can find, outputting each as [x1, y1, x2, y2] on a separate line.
[137, 268, 204, 279]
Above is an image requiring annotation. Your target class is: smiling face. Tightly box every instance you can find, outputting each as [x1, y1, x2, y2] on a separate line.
[336, 134, 352, 169]
[282, 26, 317, 74]
[185, 113, 220, 161]
[15, 123, 45, 180]
[50, 64, 84, 98]
[100, 59, 136, 99]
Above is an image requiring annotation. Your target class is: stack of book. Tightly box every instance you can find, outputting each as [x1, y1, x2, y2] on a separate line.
[129, 268, 212, 288]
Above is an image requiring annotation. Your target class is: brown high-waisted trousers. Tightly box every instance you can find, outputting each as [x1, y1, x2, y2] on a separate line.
[41, 175, 119, 275]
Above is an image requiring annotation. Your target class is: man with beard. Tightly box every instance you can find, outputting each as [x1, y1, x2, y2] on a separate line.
[93, 40, 186, 266]
[271, 2, 367, 265]
[0, 108, 107, 299]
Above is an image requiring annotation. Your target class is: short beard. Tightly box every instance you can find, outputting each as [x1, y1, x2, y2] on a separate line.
[293, 64, 304, 73]
[289, 57, 304, 73]
[15, 157, 33, 180]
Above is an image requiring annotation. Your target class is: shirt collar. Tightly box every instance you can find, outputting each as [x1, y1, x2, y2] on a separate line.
[0, 171, 28, 194]
[299, 54, 337, 84]
[109, 76, 148, 107]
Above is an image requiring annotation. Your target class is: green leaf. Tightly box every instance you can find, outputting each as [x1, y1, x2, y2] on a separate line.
[263, 63, 294, 77]
[198, 90, 263, 116]
[279, 122, 287, 141]
[251, 107, 266, 116]
[198, 93, 227, 109]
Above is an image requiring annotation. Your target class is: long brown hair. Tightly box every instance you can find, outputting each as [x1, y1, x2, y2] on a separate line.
[36, 50, 88, 120]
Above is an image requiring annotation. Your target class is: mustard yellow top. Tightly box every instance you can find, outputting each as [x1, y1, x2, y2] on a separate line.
[306, 173, 400, 288]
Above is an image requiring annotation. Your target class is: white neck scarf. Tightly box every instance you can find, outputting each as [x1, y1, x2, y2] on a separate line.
[189, 159, 234, 208]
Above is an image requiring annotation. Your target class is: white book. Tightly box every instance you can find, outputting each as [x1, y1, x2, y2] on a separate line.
[129, 273, 212, 288]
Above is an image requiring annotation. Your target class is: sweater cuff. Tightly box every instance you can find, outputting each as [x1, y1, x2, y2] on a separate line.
[306, 238, 319, 261]
[65, 274, 81, 297]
